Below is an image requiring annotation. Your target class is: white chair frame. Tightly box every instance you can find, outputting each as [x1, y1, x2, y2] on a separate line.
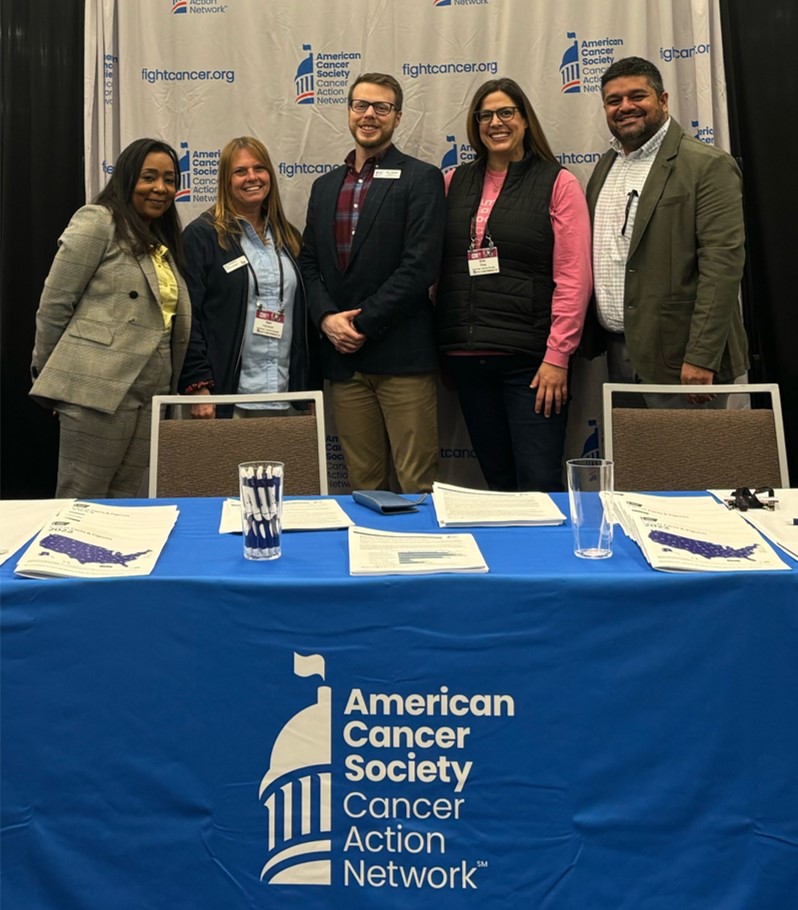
[148, 391, 328, 497]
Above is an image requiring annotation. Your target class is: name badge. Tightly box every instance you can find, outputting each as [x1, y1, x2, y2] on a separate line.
[467, 247, 500, 276]
[373, 169, 401, 179]
[223, 255, 248, 274]
[253, 309, 285, 339]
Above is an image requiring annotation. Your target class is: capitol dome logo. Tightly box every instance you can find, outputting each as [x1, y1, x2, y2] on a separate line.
[258, 653, 332, 885]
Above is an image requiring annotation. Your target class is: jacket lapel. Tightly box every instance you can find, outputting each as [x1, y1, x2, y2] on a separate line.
[587, 151, 616, 218]
[139, 252, 161, 304]
[318, 167, 347, 274]
[347, 147, 403, 266]
[628, 120, 681, 258]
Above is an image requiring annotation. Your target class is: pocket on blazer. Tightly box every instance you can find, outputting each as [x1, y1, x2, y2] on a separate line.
[67, 318, 115, 346]
[658, 192, 690, 206]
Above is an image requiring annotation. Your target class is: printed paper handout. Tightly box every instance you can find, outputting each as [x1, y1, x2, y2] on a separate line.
[348, 525, 488, 576]
[220, 498, 354, 533]
[15, 501, 179, 579]
[432, 482, 566, 527]
[0, 499, 74, 566]
[613, 493, 789, 572]
[708, 488, 798, 561]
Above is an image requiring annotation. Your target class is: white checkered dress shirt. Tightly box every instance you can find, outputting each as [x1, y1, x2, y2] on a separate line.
[593, 119, 670, 332]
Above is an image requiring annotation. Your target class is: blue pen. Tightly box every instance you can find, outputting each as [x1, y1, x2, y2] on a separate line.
[241, 475, 259, 551]
[253, 466, 271, 551]
[255, 466, 274, 551]
[267, 466, 281, 552]
[244, 469, 267, 554]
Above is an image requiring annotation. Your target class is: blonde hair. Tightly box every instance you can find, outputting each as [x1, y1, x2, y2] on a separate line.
[212, 136, 301, 257]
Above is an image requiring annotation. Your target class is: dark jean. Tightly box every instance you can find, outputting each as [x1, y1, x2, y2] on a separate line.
[446, 354, 567, 492]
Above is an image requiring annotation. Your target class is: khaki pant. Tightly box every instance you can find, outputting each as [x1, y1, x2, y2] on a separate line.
[328, 371, 439, 493]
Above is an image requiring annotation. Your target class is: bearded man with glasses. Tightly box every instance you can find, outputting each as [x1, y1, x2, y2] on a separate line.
[300, 72, 445, 493]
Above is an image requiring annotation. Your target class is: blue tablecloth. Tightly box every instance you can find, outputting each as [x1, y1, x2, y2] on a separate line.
[2, 495, 797, 908]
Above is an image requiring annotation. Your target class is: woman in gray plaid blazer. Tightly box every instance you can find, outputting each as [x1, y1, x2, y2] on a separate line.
[30, 138, 191, 498]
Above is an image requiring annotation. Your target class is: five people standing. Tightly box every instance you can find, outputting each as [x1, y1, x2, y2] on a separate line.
[31, 59, 750, 496]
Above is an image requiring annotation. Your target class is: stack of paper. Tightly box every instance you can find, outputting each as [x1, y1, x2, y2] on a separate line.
[15, 501, 179, 579]
[613, 492, 789, 572]
[348, 525, 488, 576]
[219, 498, 354, 533]
[432, 482, 566, 527]
[0, 499, 74, 566]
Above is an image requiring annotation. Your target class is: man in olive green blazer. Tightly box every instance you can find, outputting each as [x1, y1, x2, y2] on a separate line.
[584, 57, 748, 397]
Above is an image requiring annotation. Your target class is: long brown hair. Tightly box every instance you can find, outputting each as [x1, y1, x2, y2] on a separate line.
[212, 136, 301, 257]
[465, 78, 556, 164]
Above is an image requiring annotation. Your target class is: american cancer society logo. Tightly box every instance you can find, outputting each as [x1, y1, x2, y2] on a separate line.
[174, 140, 220, 204]
[691, 119, 715, 144]
[261, 651, 518, 890]
[440, 135, 475, 174]
[259, 653, 332, 885]
[172, 0, 228, 14]
[559, 31, 624, 93]
[294, 44, 362, 106]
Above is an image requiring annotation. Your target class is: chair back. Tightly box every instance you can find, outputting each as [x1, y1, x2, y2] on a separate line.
[602, 383, 789, 491]
[149, 392, 327, 497]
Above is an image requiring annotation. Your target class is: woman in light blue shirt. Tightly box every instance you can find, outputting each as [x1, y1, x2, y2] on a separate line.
[180, 136, 317, 417]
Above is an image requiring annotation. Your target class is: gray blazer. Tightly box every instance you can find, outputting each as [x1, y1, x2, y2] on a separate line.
[31, 205, 191, 413]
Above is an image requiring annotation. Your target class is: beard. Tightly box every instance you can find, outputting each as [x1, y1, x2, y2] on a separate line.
[349, 119, 396, 150]
[610, 111, 667, 152]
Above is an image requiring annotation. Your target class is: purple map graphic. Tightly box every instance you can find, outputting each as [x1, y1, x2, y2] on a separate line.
[39, 534, 150, 566]
[648, 530, 758, 561]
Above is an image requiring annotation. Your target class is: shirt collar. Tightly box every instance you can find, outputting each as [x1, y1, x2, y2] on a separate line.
[610, 117, 670, 160]
[344, 144, 393, 175]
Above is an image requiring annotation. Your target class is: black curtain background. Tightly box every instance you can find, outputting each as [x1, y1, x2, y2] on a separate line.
[1, 1, 796, 498]
[1, 0, 84, 497]
[719, 0, 797, 476]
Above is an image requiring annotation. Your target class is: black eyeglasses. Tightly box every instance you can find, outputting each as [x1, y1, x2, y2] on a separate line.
[726, 487, 777, 511]
[349, 99, 397, 116]
[474, 106, 519, 124]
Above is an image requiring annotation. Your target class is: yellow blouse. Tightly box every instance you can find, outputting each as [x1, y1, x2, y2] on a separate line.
[150, 245, 178, 329]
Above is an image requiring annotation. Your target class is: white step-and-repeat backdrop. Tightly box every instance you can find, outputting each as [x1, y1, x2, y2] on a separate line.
[85, 0, 730, 490]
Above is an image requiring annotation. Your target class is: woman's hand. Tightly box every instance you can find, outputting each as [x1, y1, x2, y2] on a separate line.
[530, 362, 568, 417]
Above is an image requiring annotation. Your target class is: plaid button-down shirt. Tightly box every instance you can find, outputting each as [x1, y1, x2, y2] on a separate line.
[335, 146, 391, 270]
[593, 120, 669, 332]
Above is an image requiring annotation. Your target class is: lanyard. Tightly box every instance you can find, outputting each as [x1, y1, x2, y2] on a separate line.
[469, 215, 495, 252]
[244, 239, 285, 310]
